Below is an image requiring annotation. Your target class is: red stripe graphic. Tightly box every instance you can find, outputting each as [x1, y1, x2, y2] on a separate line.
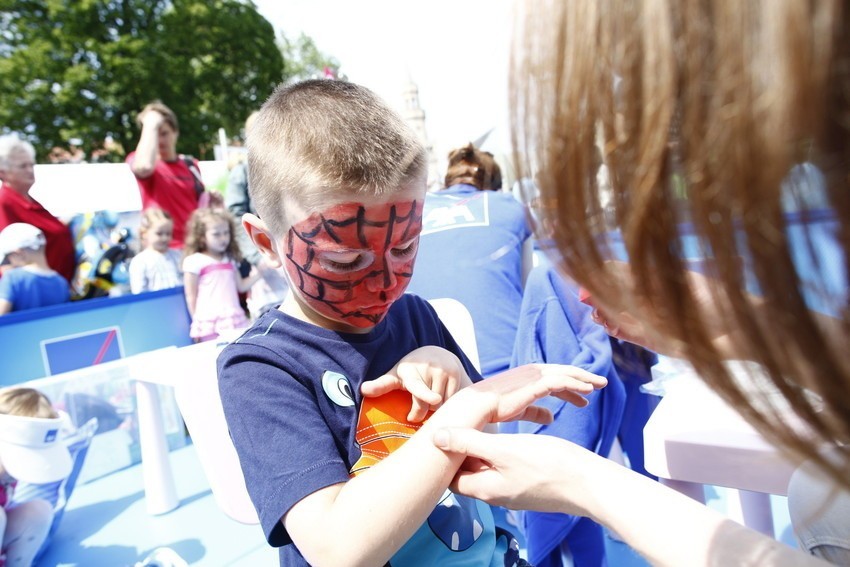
[92, 329, 117, 365]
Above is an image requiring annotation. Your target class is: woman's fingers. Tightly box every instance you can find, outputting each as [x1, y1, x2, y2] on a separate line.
[433, 427, 493, 459]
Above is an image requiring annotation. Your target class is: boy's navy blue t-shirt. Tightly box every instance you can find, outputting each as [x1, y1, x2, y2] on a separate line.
[217, 293, 507, 566]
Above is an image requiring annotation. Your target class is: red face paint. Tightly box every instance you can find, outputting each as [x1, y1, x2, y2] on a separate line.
[284, 199, 423, 329]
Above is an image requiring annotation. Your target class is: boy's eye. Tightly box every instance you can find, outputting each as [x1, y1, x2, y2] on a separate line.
[319, 251, 374, 273]
[391, 239, 418, 259]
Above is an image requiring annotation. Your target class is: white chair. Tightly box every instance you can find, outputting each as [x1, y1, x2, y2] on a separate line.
[427, 297, 481, 373]
[171, 341, 259, 524]
[172, 298, 480, 525]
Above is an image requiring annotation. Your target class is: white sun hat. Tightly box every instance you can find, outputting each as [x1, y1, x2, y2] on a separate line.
[0, 413, 72, 484]
[0, 222, 46, 264]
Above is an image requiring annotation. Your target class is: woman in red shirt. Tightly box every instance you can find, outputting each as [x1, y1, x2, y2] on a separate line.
[0, 136, 75, 283]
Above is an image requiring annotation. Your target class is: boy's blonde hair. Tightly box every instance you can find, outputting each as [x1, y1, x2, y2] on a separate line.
[139, 208, 173, 238]
[183, 208, 243, 263]
[0, 387, 58, 419]
[247, 80, 428, 235]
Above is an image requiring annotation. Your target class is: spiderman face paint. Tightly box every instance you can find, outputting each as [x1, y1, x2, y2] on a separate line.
[284, 199, 424, 330]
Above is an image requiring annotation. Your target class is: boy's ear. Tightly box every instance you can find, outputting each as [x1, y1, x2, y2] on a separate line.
[242, 213, 283, 268]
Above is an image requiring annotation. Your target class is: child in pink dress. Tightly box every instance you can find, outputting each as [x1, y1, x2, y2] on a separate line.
[182, 208, 260, 342]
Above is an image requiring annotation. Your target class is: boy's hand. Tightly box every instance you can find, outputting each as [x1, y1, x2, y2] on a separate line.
[445, 363, 608, 430]
[361, 346, 472, 423]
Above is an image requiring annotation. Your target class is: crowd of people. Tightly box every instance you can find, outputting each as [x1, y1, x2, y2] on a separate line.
[0, 101, 285, 344]
[1, 2, 849, 565]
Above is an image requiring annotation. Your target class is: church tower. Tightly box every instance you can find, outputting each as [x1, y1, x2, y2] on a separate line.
[400, 78, 440, 191]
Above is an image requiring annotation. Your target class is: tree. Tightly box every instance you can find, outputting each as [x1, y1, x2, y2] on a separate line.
[0, 0, 284, 159]
[279, 32, 344, 82]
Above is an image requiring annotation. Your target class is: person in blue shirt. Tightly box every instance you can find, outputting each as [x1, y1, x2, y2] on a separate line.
[506, 258, 627, 567]
[407, 143, 532, 378]
[0, 223, 70, 314]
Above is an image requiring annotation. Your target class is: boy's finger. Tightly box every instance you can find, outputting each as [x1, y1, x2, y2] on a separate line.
[517, 405, 555, 424]
[550, 368, 607, 390]
[360, 374, 399, 397]
[499, 405, 554, 425]
[529, 364, 607, 389]
[399, 371, 443, 406]
[407, 398, 430, 423]
[552, 390, 590, 407]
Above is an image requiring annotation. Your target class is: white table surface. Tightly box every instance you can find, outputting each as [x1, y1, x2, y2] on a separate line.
[642, 359, 804, 535]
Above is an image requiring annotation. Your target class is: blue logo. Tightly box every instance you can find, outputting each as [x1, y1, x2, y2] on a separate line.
[421, 193, 490, 235]
[321, 370, 355, 407]
[43, 429, 58, 443]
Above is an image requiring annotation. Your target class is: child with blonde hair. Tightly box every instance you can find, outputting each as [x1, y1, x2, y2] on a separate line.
[0, 387, 72, 567]
[128, 208, 182, 294]
[182, 208, 259, 342]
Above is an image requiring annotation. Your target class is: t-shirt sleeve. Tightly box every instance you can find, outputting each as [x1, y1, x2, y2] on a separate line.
[217, 342, 352, 547]
[182, 253, 204, 275]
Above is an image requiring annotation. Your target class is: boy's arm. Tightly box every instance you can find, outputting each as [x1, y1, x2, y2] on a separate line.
[284, 363, 606, 566]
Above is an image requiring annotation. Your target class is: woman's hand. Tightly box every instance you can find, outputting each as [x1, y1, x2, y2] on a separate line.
[432, 428, 604, 516]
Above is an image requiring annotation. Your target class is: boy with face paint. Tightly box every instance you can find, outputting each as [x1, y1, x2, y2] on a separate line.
[217, 80, 607, 567]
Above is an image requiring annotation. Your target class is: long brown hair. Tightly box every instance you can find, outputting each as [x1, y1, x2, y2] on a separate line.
[444, 143, 503, 191]
[183, 208, 243, 263]
[512, 0, 849, 488]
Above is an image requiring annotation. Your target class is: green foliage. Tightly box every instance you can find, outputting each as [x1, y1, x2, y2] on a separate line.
[279, 32, 343, 82]
[0, 0, 284, 159]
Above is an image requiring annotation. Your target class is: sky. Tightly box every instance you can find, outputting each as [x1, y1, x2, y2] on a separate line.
[251, 0, 515, 166]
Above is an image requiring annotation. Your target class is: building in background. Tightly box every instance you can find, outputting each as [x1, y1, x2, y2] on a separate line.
[401, 79, 441, 191]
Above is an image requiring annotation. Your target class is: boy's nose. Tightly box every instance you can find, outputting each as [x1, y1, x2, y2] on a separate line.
[364, 257, 398, 292]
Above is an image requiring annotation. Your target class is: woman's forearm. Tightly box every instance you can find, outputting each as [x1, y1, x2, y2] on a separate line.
[584, 457, 824, 567]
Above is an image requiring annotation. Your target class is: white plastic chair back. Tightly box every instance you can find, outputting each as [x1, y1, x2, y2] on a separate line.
[428, 297, 481, 373]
